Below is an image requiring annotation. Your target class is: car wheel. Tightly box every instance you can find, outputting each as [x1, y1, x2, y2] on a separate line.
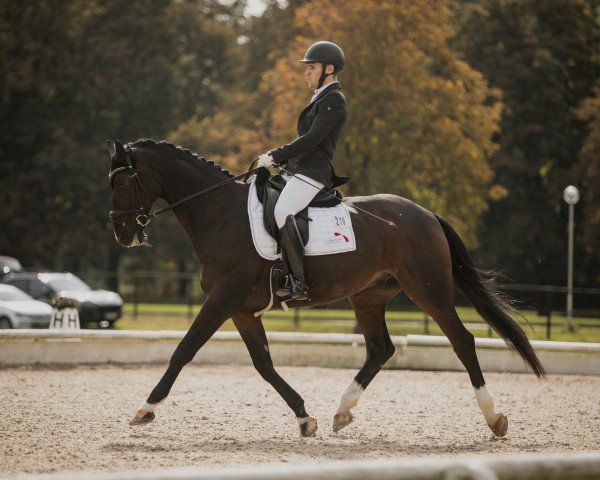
[98, 320, 113, 329]
[0, 317, 12, 329]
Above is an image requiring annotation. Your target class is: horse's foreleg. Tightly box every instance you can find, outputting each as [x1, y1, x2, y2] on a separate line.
[333, 291, 396, 433]
[129, 287, 246, 426]
[232, 313, 317, 437]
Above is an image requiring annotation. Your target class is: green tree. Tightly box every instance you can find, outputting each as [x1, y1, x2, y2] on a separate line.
[575, 80, 600, 284]
[0, 0, 244, 277]
[456, 0, 599, 284]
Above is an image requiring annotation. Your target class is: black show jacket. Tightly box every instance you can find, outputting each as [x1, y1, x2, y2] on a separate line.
[269, 82, 348, 186]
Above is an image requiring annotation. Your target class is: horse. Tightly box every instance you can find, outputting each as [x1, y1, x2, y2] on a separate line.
[107, 138, 545, 438]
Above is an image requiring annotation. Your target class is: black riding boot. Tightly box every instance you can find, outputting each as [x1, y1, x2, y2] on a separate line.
[276, 215, 308, 301]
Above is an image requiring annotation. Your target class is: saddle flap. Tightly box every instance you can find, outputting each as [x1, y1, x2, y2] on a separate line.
[247, 176, 357, 261]
[254, 169, 344, 247]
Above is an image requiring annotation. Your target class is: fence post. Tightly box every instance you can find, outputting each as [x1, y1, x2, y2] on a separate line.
[546, 289, 552, 340]
[293, 308, 300, 327]
[187, 276, 194, 321]
[133, 277, 139, 319]
[423, 312, 429, 335]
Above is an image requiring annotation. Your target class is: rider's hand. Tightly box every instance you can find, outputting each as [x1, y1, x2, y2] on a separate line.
[257, 153, 275, 168]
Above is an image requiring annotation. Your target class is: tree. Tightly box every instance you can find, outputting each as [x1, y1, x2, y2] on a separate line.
[575, 81, 600, 283]
[456, 0, 600, 284]
[237, 0, 502, 246]
[167, 0, 310, 171]
[0, 0, 244, 276]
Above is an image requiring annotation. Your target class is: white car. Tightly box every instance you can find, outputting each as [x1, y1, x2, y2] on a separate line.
[2, 272, 123, 328]
[0, 284, 53, 328]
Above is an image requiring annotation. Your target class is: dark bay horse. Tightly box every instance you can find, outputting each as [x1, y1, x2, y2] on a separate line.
[107, 139, 545, 438]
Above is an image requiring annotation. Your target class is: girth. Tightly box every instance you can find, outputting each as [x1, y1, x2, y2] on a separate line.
[253, 168, 343, 247]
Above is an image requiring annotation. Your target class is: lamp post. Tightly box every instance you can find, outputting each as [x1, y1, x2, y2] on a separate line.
[563, 185, 580, 331]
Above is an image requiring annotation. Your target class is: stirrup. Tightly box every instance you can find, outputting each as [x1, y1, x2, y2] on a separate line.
[276, 275, 308, 301]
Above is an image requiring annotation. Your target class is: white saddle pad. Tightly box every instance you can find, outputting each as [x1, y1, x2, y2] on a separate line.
[247, 176, 356, 261]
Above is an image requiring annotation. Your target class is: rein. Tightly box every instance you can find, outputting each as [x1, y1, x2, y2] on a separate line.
[108, 144, 258, 228]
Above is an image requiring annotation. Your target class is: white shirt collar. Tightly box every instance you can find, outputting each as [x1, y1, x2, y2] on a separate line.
[310, 81, 339, 103]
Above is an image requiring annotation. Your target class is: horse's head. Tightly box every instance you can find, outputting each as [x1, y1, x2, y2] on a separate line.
[107, 140, 160, 247]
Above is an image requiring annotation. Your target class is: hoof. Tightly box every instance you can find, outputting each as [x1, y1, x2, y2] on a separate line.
[298, 417, 318, 437]
[490, 413, 508, 437]
[129, 409, 155, 426]
[333, 412, 354, 433]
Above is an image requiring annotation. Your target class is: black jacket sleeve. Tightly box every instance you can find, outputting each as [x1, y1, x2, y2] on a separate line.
[269, 94, 346, 164]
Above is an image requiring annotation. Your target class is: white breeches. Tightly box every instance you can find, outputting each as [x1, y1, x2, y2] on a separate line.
[274, 173, 325, 229]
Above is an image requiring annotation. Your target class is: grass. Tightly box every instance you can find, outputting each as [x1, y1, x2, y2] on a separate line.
[116, 303, 600, 343]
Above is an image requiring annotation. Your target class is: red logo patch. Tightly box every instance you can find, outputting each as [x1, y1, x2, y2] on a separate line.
[333, 232, 349, 242]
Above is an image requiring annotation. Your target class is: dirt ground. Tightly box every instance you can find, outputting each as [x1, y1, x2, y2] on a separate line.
[1, 364, 599, 476]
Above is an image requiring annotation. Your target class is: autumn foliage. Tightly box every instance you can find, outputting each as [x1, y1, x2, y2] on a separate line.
[1, 0, 598, 284]
[181, 0, 502, 246]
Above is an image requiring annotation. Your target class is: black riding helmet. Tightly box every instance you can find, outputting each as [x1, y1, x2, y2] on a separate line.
[300, 41, 345, 88]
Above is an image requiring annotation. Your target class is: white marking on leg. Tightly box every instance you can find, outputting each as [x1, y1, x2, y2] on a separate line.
[140, 400, 163, 413]
[475, 386, 502, 426]
[296, 417, 312, 427]
[336, 380, 364, 414]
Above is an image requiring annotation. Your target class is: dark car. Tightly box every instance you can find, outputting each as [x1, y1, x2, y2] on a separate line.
[1, 272, 123, 328]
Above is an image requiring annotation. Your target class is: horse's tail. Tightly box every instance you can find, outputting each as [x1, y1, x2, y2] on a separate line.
[434, 214, 546, 378]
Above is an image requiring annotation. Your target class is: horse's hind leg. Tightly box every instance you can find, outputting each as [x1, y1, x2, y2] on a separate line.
[401, 271, 508, 437]
[233, 312, 317, 437]
[333, 284, 398, 433]
[437, 308, 507, 436]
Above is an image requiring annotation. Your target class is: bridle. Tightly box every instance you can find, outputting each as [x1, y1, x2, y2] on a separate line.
[108, 144, 153, 229]
[108, 144, 258, 230]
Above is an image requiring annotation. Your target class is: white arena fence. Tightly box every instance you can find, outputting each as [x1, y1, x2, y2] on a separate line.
[0, 330, 599, 375]
[7, 452, 600, 480]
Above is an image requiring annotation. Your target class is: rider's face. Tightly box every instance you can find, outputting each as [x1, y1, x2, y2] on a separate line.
[304, 62, 322, 90]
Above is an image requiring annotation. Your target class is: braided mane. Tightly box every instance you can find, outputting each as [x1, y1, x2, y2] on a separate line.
[131, 139, 234, 178]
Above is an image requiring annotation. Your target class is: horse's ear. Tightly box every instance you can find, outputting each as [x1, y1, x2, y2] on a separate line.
[107, 140, 126, 161]
[107, 140, 116, 160]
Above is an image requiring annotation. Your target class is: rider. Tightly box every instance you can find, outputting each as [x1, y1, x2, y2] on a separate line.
[257, 41, 348, 301]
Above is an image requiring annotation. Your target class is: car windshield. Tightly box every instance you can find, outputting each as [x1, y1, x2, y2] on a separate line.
[44, 276, 91, 292]
[0, 288, 33, 301]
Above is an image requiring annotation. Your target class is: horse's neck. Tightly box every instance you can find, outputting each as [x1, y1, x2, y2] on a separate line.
[158, 162, 246, 263]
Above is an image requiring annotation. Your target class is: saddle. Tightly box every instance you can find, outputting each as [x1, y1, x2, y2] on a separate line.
[253, 167, 343, 247]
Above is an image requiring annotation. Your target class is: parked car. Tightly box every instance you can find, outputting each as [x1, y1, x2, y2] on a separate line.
[0, 284, 53, 328]
[1, 272, 123, 328]
[0, 256, 23, 278]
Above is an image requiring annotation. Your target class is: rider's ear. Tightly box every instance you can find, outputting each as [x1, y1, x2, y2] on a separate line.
[107, 140, 116, 161]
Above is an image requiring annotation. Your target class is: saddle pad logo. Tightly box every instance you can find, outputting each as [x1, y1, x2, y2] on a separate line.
[333, 232, 350, 242]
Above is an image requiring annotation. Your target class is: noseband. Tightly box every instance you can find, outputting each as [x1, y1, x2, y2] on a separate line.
[108, 145, 152, 229]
